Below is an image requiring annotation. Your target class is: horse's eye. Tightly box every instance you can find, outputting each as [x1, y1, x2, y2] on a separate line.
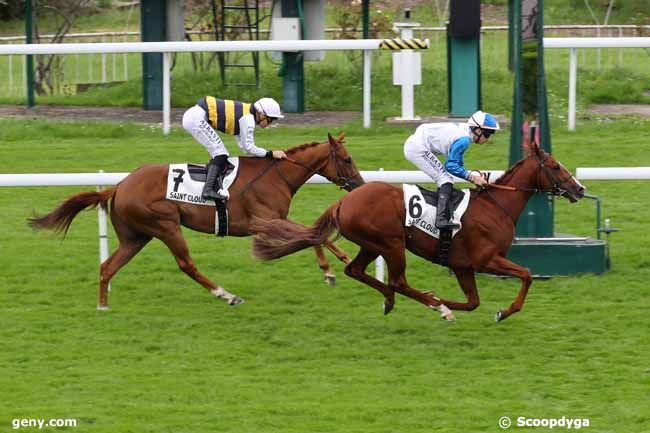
[344, 157, 352, 164]
[553, 164, 561, 170]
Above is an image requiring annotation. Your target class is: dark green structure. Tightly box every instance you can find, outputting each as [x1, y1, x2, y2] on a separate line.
[447, 36, 481, 117]
[280, 0, 305, 113]
[141, 0, 166, 110]
[506, 0, 608, 276]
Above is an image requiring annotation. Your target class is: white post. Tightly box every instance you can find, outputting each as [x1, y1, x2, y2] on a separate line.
[363, 49, 371, 128]
[163, 52, 171, 135]
[392, 22, 421, 121]
[101, 35, 107, 83]
[123, 35, 128, 81]
[97, 172, 110, 292]
[568, 47, 577, 131]
[8, 52, 13, 95]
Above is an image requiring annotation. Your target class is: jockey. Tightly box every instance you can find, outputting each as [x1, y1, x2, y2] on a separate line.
[403, 110, 500, 230]
[182, 96, 287, 201]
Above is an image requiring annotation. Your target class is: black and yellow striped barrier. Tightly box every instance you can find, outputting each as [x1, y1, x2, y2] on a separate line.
[378, 38, 429, 50]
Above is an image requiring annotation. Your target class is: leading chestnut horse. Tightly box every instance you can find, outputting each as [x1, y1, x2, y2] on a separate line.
[251, 133, 586, 322]
[28, 133, 364, 309]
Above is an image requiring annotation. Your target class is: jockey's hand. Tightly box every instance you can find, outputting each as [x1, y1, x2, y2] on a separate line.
[468, 172, 488, 187]
[272, 150, 287, 159]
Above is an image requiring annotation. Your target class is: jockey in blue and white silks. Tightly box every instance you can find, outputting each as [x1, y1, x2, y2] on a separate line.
[403, 110, 500, 229]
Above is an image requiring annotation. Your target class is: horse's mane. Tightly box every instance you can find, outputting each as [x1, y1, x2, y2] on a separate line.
[493, 156, 530, 185]
[285, 141, 324, 154]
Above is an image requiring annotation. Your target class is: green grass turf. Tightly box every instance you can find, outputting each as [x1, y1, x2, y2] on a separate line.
[1, 117, 649, 432]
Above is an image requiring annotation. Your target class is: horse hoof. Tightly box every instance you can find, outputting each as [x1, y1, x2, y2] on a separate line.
[229, 297, 245, 306]
[383, 302, 394, 315]
[441, 313, 456, 322]
[96, 305, 110, 311]
[494, 310, 506, 322]
[324, 274, 336, 287]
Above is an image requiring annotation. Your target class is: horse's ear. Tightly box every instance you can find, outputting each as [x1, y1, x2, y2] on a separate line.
[520, 123, 541, 157]
[327, 133, 339, 147]
[337, 132, 346, 143]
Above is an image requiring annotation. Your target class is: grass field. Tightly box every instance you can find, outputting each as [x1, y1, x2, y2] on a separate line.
[1, 115, 649, 432]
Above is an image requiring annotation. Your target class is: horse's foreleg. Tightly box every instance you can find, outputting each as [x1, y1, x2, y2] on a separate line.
[98, 236, 151, 310]
[159, 223, 244, 306]
[313, 245, 336, 286]
[482, 255, 532, 322]
[325, 241, 351, 265]
[344, 248, 395, 315]
[430, 268, 480, 312]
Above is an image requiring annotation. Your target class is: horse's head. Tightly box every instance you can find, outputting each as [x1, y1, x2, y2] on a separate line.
[524, 137, 586, 203]
[317, 132, 365, 191]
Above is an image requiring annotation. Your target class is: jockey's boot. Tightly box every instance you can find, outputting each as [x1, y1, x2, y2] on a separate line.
[435, 182, 460, 230]
[202, 155, 229, 201]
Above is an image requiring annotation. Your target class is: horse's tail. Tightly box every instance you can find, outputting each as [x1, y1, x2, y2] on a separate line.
[251, 202, 341, 261]
[27, 187, 117, 236]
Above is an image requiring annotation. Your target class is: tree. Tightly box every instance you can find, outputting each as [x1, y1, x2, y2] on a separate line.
[30, 0, 92, 95]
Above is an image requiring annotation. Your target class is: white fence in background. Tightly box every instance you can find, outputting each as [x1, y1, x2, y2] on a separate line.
[2, 36, 650, 132]
[544, 37, 650, 131]
[1, 167, 648, 284]
[0, 39, 435, 132]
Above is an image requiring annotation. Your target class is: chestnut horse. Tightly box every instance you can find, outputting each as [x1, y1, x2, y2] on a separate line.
[251, 134, 586, 322]
[28, 133, 364, 309]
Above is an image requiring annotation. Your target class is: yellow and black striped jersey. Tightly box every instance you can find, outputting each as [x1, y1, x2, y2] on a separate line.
[197, 97, 255, 135]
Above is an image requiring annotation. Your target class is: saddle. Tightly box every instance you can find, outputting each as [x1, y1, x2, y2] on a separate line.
[415, 184, 466, 212]
[186, 162, 235, 183]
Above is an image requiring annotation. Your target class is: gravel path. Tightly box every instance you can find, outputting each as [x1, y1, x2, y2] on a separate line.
[0, 104, 360, 127]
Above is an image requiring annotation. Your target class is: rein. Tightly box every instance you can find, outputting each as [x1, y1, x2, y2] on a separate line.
[231, 142, 358, 198]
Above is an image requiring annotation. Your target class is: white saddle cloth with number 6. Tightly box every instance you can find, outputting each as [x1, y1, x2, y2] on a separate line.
[403, 184, 471, 239]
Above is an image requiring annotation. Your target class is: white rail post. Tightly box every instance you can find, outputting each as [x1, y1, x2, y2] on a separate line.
[363, 49, 371, 128]
[568, 47, 577, 131]
[163, 52, 171, 135]
[101, 35, 107, 82]
[97, 170, 110, 292]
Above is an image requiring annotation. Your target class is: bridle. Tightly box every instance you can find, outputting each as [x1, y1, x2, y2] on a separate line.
[283, 142, 360, 191]
[232, 141, 359, 198]
[479, 151, 576, 223]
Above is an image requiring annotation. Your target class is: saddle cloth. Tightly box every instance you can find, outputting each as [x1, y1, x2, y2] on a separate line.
[166, 158, 240, 206]
[403, 184, 470, 239]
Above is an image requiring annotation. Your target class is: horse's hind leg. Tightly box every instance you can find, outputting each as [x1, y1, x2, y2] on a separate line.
[313, 246, 336, 286]
[343, 248, 395, 315]
[157, 222, 244, 306]
[98, 213, 152, 310]
[383, 248, 455, 321]
[430, 268, 480, 312]
[98, 235, 151, 310]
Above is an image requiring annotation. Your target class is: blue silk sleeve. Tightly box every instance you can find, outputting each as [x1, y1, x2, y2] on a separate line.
[445, 137, 471, 179]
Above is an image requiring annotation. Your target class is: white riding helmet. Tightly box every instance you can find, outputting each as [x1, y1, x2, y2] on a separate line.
[254, 97, 284, 119]
[468, 110, 500, 131]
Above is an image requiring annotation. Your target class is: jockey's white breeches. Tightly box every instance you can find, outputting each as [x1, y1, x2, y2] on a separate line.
[182, 105, 228, 158]
[404, 136, 455, 187]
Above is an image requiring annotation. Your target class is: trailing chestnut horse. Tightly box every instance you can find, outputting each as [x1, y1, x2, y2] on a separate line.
[28, 133, 364, 309]
[251, 134, 586, 322]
